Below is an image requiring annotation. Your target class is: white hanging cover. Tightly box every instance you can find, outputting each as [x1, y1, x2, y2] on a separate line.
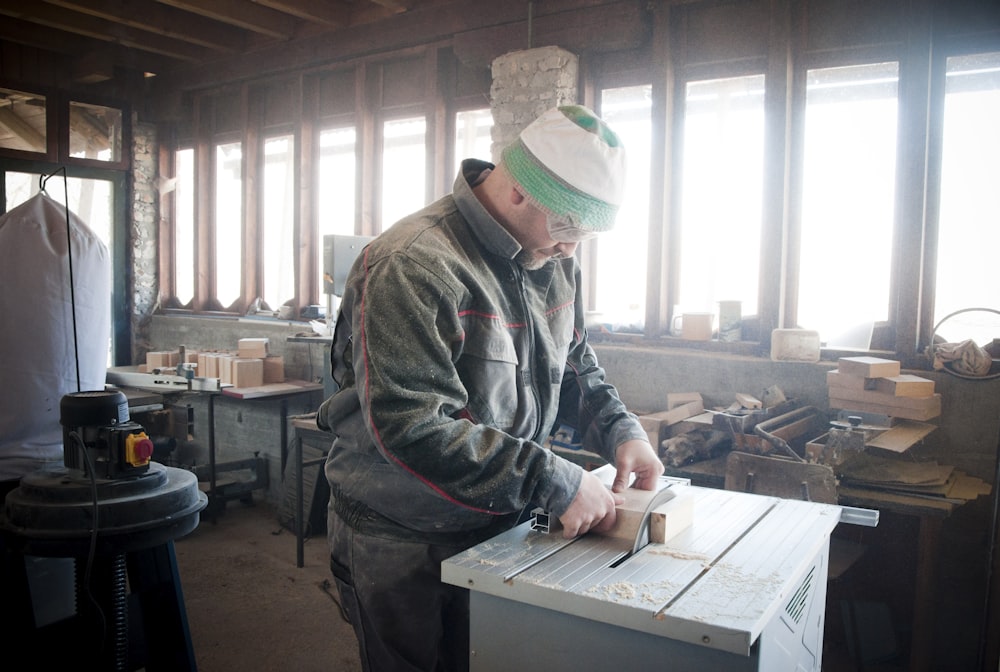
[0, 192, 111, 480]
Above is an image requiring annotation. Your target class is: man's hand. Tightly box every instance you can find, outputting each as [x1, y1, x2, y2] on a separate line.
[611, 439, 664, 493]
[558, 470, 623, 539]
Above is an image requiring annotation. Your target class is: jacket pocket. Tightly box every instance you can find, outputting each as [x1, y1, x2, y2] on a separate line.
[455, 322, 520, 431]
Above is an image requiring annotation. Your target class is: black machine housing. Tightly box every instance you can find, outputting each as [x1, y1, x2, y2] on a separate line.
[60, 390, 154, 480]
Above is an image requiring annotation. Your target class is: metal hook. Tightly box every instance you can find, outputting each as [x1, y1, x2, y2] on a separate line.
[39, 167, 66, 194]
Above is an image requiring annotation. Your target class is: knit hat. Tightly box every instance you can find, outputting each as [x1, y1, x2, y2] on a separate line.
[501, 105, 626, 234]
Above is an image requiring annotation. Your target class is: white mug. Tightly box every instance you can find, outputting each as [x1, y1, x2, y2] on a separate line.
[676, 312, 713, 341]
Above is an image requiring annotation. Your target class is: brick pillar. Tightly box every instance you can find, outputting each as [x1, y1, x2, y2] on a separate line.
[489, 46, 578, 161]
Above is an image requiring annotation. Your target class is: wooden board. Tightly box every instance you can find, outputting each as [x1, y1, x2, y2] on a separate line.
[828, 392, 941, 421]
[837, 356, 901, 378]
[865, 420, 936, 452]
[874, 374, 935, 397]
[221, 379, 322, 399]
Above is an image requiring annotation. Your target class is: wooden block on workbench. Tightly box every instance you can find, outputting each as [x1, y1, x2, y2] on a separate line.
[827, 370, 877, 391]
[598, 487, 693, 545]
[238, 337, 269, 359]
[218, 355, 235, 384]
[874, 374, 935, 397]
[650, 493, 694, 544]
[231, 358, 264, 388]
[146, 350, 179, 369]
[263, 355, 285, 384]
[837, 356, 901, 379]
[639, 399, 705, 446]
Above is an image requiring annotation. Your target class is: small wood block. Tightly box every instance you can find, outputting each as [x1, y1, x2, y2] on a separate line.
[874, 374, 935, 397]
[826, 370, 877, 391]
[218, 355, 235, 384]
[667, 392, 703, 410]
[263, 355, 285, 384]
[238, 337, 269, 359]
[146, 350, 179, 369]
[650, 493, 694, 544]
[837, 356, 901, 379]
[231, 357, 264, 388]
[597, 487, 692, 544]
[735, 392, 762, 409]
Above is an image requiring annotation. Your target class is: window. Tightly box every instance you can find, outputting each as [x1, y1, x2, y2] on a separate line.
[317, 126, 357, 297]
[0, 88, 46, 154]
[381, 116, 426, 229]
[678, 75, 765, 327]
[215, 141, 243, 308]
[798, 62, 899, 347]
[934, 51, 1000, 346]
[595, 85, 653, 330]
[262, 134, 295, 311]
[455, 109, 494, 167]
[69, 101, 123, 163]
[174, 148, 195, 305]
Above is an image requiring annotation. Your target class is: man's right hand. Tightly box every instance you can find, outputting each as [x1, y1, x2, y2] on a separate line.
[558, 471, 623, 538]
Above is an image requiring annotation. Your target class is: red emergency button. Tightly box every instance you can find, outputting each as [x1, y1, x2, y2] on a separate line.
[126, 432, 154, 467]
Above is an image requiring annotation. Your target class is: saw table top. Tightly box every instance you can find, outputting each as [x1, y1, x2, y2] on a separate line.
[442, 467, 842, 657]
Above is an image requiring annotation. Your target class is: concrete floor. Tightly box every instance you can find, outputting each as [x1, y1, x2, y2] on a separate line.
[174, 499, 362, 672]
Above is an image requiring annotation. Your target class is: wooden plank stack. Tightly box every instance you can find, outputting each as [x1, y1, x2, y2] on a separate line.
[827, 356, 940, 421]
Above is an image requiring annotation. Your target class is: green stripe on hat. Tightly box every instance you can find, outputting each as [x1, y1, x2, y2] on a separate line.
[502, 140, 619, 232]
[501, 105, 625, 233]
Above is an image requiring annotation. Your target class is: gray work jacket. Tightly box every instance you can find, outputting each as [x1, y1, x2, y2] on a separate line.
[320, 160, 647, 544]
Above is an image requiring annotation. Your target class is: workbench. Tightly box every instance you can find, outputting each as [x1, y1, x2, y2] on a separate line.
[107, 367, 322, 513]
[442, 466, 845, 671]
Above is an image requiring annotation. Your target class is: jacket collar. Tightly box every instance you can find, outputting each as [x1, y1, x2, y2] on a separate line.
[453, 159, 522, 261]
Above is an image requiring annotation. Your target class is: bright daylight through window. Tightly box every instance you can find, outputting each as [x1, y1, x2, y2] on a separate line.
[798, 62, 898, 348]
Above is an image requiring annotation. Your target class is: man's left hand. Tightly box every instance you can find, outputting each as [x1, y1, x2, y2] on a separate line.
[611, 439, 664, 492]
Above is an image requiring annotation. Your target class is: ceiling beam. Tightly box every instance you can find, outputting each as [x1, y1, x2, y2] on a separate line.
[41, 0, 246, 53]
[154, 0, 299, 40]
[248, 0, 351, 27]
[0, 0, 214, 62]
[367, 0, 414, 11]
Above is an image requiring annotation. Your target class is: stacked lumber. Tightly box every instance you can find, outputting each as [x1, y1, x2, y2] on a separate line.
[827, 356, 941, 422]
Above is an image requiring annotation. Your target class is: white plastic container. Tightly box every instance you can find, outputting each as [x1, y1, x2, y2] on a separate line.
[770, 329, 821, 362]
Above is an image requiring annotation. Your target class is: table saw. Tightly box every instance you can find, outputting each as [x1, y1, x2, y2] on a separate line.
[441, 465, 853, 671]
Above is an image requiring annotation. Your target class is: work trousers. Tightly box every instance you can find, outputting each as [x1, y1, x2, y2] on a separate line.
[329, 514, 471, 672]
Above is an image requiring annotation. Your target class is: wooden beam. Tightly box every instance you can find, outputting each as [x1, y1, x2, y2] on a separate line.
[41, 0, 247, 53]
[0, 0, 214, 63]
[365, 0, 414, 13]
[155, 0, 298, 40]
[249, 0, 351, 27]
[0, 107, 47, 152]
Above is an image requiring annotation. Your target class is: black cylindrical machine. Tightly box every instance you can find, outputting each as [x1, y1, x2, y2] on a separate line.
[60, 390, 154, 479]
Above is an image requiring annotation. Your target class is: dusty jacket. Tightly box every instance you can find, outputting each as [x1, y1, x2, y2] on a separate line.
[320, 160, 647, 544]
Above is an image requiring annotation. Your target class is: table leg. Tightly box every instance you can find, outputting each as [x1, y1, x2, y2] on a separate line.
[909, 515, 942, 672]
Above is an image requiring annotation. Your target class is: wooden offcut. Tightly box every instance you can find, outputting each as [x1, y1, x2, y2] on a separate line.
[238, 337, 269, 359]
[231, 357, 264, 388]
[595, 486, 693, 545]
[874, 374, 935, 398]
[837, 356, 901, 379]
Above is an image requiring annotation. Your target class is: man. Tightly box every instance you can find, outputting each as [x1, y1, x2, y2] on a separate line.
[318, 105, 663, 671]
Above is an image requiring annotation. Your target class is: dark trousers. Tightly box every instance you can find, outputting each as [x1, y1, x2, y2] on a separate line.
[329, 514, 471, 672]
